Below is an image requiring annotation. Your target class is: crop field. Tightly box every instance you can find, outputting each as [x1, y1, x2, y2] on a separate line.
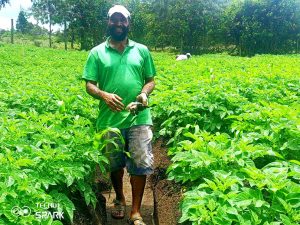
[152, 53, 300, 224]
[0, 43, 299, 225]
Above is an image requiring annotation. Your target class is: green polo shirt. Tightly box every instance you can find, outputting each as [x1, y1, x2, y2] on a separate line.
[82, 37, 156, 130]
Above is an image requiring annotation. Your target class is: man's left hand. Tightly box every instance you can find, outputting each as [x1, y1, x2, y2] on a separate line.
[136, 92, 148, 106]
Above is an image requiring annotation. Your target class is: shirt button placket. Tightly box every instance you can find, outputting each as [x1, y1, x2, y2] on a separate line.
[121, 52, 125, 64]
[121, 47, 129, 64]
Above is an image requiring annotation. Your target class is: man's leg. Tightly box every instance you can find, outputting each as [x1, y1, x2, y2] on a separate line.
[130, 174, 146, 218]
[111, 168, 126, 204]
[110, 168, 126, 219]
[106, 130, 127, 219]
[127, 125, 154, 224]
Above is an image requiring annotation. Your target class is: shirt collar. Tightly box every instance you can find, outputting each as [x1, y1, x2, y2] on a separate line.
[105, 36, 135, 49]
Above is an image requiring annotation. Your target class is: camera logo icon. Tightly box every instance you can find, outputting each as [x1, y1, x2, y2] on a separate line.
[11, 206, 31, 217]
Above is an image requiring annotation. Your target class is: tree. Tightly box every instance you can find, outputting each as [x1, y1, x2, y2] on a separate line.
[31, 0, 57, 47]
[67, 0, 110, 50]
[46, 0, 71, 50]
[143, 0, 227, 53]
[27, 0, 300, 54]
[16, 10, 29, 33]
[225, 0, 300, 55]
[30, 0, 110, 50]
[0, 0, 9, 9]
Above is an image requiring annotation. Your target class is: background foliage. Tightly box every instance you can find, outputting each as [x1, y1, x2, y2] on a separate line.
[1, 0, 300, 55]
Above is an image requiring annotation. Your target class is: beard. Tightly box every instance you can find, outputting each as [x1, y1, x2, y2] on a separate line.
[108, 25, 129, 41]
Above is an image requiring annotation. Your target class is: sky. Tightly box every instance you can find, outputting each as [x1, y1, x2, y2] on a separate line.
[0, 0, 60, 31]
[0, 0, 33, 30]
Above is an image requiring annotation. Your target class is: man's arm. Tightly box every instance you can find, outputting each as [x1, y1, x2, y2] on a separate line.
[141, 77, 155, 96]
[85, 80, 124, 112]
[137, 77, 155, 106]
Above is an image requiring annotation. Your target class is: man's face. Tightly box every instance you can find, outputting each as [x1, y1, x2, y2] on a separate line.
[108, 13, 129, 41]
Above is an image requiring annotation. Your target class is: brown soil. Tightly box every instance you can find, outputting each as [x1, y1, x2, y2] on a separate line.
[71, 192, 106, 225]
[70, 179, 108, 225]
[103, 173, 153, 225]
[150, 139, 182, 225]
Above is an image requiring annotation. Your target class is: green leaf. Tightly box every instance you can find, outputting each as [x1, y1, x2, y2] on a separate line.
[280, 214, 292, 225]
[235, 199, 252, 208]
[6, 176, 15, 187]
[226, 207, 238, 215]
[203, 178, 218, 191]
[15, 158, 35, 167]
[289, 160, 300, 166]
[255, 200, 268, 208]
[65, 175, 74, 187]
[50, 191, 75, 221]
[207, 199, 217, 211]
[51, 221, 64, 225]
[250, 211, 261, 224]
[286, 192, 300, 208]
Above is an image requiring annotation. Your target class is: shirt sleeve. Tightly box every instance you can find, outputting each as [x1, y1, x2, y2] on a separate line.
[143, 48, 156, 79]
[82, 51, 99, 82]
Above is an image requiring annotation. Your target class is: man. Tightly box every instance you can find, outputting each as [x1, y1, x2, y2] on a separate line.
[82, 5, 155, 225]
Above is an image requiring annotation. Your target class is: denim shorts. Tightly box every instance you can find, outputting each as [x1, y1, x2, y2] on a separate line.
[105, 125, 154, 175]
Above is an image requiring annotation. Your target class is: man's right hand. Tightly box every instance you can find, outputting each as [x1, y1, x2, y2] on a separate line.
[102, 92, 124, 112]
[85, 81, 124, 112]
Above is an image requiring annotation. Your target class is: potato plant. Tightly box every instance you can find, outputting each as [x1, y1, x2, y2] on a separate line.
[0, 44, 110, 224]
[152, 53, 300, 224]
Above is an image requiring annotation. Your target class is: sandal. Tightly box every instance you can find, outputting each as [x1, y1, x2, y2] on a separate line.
[111, 199, 126, 219]
[128, 215, 146, 225]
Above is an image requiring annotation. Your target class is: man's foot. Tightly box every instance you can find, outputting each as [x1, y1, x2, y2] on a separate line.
[111, 199, 126, 219]
[128, 215, 146, 225]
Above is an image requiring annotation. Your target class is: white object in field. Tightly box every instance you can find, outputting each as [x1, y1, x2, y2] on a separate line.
[176, 53, 191, 61]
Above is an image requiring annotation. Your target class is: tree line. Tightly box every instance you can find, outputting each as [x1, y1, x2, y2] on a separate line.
[2, 0, 300, 56]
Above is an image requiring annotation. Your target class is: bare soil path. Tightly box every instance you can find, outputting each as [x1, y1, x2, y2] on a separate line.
[103, 172, 154, 225]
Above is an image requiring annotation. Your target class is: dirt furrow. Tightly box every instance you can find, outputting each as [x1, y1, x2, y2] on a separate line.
[103, 172, 154, 225]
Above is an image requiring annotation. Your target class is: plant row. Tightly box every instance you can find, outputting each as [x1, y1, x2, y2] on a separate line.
[0, 44, 111, 224]
[151, 53, 300, 224]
